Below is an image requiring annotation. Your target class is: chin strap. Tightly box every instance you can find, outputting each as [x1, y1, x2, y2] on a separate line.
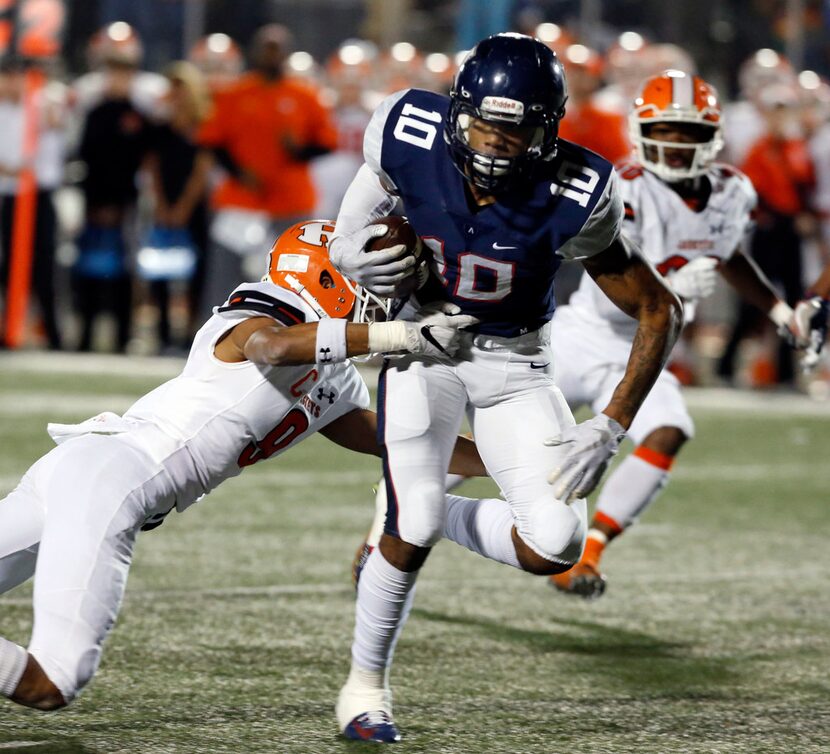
[282, 273, 327, 319]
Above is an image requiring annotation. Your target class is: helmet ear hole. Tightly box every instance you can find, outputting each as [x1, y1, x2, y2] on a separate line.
[266, 220, 356, 318]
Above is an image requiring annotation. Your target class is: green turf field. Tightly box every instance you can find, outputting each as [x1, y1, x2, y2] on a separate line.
[0, 355, 828, 754]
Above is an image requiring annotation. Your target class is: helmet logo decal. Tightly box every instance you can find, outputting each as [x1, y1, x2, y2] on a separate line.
[276, 253, 310, 272]
[481, 96, 525, 119]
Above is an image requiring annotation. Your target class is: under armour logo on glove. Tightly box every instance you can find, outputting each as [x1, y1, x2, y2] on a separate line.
[317, 387, 337, 404]
[318, 347, 333, 363]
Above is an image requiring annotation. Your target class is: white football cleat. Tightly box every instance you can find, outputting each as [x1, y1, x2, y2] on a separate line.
[336, 671, 396, 741]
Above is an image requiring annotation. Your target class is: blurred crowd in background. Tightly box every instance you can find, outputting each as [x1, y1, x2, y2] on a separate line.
[1, 0, 830, 394]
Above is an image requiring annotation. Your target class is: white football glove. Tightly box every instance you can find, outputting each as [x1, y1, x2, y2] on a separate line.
[404, 302, 479, 358]
[791, 296, 829, 370]
[666, 257, 719, 301]
[328, 225, 416, 296]
[545, 413, 626, 503]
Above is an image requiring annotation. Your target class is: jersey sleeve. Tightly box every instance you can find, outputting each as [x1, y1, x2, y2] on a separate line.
[214, 281, 311, 326]
[331, 163, 401, 239]
[363, 90, 409, 186]
[557, 169, 624, 260]
[332, 364, 371, 414]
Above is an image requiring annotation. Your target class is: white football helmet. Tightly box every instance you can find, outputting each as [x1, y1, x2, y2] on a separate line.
[629, 69, 723, 182]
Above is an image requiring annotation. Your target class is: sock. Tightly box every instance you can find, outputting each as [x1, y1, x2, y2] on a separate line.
[0, 638, 27, 697]
[594, 447, 673, 530]
[443, 495, 521, 569]
[351, 550, 419, 673]
[581, 530, 608, 567]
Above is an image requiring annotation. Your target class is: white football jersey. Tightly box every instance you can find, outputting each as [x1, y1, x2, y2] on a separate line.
[568, 161, 757, 336]
[120, 280, 369, 511]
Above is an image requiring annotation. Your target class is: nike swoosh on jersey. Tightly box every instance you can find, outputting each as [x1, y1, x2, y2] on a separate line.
[529, 362, 550, 369]
[492, 242, 518, 250]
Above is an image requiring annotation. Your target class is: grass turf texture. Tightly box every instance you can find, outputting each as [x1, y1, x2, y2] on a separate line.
[0, 359, 828, 754]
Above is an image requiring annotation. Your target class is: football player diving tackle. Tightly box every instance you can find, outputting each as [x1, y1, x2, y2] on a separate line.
[0, 220, 485, 712]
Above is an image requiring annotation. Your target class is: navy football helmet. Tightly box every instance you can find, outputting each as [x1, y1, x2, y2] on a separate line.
[445, 33, 568, 192]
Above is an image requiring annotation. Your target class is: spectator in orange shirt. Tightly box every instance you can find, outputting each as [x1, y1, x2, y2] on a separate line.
[718, 84, 817, 385]
[558, 44, 632, 166]
[196, 24, 338, 313]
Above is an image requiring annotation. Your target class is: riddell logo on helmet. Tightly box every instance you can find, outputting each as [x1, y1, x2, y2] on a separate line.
[481, 96, 525, 117]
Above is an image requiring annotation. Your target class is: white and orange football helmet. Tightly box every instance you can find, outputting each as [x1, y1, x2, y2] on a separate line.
[629, 69, 723, 182]
[265, 220, 389, 322]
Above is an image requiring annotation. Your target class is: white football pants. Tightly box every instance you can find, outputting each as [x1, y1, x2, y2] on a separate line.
[0, 434, 176, 702]
[550, 306, 695, 442]
[378, 328, 587, 565]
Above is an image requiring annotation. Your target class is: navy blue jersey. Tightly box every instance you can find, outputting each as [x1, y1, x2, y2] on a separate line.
[367, 89, 623, 337]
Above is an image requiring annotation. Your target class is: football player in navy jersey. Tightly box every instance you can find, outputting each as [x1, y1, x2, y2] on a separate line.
[328, 33, 683, 742]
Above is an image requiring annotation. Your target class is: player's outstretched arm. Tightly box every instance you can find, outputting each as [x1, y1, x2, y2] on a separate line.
[808, 262, 830, 301]
[583, 237, 683, 429]
[719, 248, 785, 318]
[215, 307, 478, 366]
[319, 409, 488, 477]
[719, 249, 819, 350]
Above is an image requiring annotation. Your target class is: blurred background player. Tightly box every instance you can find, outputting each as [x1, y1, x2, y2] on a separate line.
[310, 41, 377, 220]
[549, 70, 810, 599]
[717, 81, 817, 387]
[558, 43, 631, 166]
[196, 23, 338, 318]
[72, 23, 159, 352]
[721, 49, 797, 169]
[71, 21, 168, 122]
[142, 60, 212, 351]
[0, 219, 481, 713]
[187, 33, 244, 95]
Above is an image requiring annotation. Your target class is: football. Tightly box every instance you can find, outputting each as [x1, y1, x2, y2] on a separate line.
[366, 216, 428, 298]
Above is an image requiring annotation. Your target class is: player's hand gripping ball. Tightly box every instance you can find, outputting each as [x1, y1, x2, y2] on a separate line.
[366, 216, 429, 299]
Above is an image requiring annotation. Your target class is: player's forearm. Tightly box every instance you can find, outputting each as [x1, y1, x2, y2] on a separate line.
[720, 251, 779, 313]
[243, 323, 372, 365]
[243, 320, 437, 366]
[808, 262, 830, 300]
[603, 289, 682, 429]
